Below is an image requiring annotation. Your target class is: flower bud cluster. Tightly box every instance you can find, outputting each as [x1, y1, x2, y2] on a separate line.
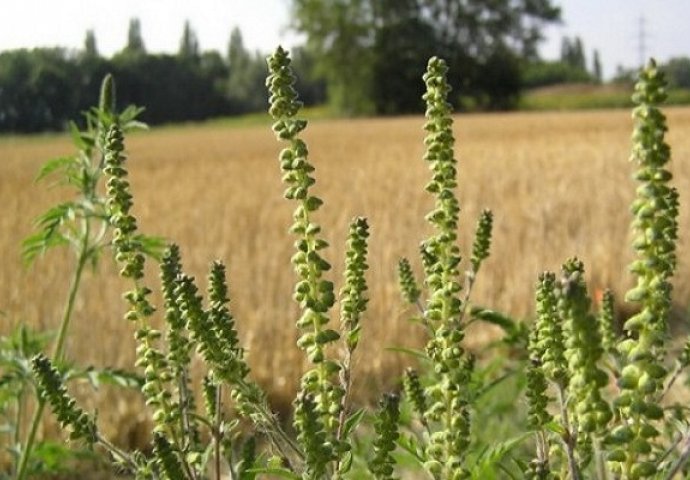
[340, 216, 370, 352]
[526, 328, 552, 430]
[470, 209, 493, 273]
[597, 289, 617, 355]
[534, 273, 567, 385]
[557, 259, 611, 434]
[293, 392, 335, 478]
[398, 258, 421, 305]
[104, 125, 144, 280]
[418, 57, 472, 480]
[370, 393, 401, 479]
[610, 59, 678, 477]
[160, 244, 191, 376]
[267, 46, 343, 449]
[403, 368, 428, 422]
[31, 353, 97, 444]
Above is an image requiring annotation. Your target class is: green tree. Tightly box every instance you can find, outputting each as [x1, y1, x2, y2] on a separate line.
[226, 27, 268, 112]
[290, 0, 560, 113]
[664, 57, 690, 88]
[593, 49, 603, 83]
[178, 20, 199, 61]
[290, 0, 375, 114]
[561, 35, 586, 71]
[83, 29, 98, 59]
[123, 18, 146, 56]
[370, 0, 437, 113]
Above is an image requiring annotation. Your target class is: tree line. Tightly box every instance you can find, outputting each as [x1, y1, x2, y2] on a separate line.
[0, 20, 326, 132]
[2, 1, 689, 133]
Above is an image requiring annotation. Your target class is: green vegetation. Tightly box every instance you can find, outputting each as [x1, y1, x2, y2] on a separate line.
[3, 49, 690, 479]
[520, 83, 690, 110]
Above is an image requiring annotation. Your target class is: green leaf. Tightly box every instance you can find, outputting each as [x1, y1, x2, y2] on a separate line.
[342, 407, 366, 438]
[68, 366, 144, 390]
[134, 234, 167, 261]
[68, 121, 92, 151]
[385, 346, 428, 361]
[470, 307, 517, 332]
[35, 156, 79, 183]
[22, 230, 68, 265]
[244, 467, 300, 479]
[544, 421, 566, 436]
[396, 433, 425, 464]
[469, 432, 531, 479]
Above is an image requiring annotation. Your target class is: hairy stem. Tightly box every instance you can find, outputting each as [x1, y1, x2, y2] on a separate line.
[16, 225, 91, 480]
[557, 385, 580, 480]
[215, 386, 223, 480]
[663, 433, 690, 480]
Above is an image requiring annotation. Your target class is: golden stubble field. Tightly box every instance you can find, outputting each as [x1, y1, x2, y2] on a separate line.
[2, 108, 690, 447]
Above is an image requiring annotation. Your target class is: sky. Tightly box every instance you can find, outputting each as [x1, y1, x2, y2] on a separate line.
[0, 0, 688, 80]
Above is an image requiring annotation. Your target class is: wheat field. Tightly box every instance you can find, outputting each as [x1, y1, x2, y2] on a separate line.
[2, 108, 690, 447]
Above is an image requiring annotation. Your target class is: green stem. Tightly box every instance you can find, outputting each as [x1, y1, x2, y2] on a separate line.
[663, 433, 690, 480]
[16, 227, 91, 480]
[97, 433, 138, 472]
[594, 438, 608, 480]
[215, 386, 224, 480]
[52, 222, 91, 362]
[557, 385, 580, 480]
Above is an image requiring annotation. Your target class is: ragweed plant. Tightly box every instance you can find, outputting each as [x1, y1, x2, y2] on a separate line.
[610, 58, 680, 478]
[14, 74, 154, 480]
[267, 45, 373, 478]
[23, 52, 690, 480]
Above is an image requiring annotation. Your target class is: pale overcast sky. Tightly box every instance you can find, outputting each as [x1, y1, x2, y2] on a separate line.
[0, 0, 688, 79]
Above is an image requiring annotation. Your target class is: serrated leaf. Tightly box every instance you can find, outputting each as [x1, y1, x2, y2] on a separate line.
[21, 230, 68, 264]
[469, 432, 531, 479]
[35, 156, 79, 183]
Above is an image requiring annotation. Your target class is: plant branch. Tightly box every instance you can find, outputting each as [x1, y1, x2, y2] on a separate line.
[16, 229, 90, 480]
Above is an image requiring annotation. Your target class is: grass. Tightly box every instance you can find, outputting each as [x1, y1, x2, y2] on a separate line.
[2, 106, 690, 451]
[520, 82, 690, 110]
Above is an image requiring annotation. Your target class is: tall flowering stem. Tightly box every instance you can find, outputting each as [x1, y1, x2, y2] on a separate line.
[419, 57, 471, 480]
[612, 59, 678, 479]
[267, 46, 343, 470]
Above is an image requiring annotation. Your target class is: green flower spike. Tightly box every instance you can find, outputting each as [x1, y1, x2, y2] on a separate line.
[31, 353, 97, 444]
[419, 57, 472, 480]
[340, 216, 370, 352]
[293, 392, 334, 479]
[398, 258, 421, 306]
[526, 328, 552, 430]
[153, 431, 185, 479]
[611, 59, 677, 479]
[535, 272, 567, 385]
[267, 46, 342, 443]
[598, 289, 617, 355]
[403, 368, 428, 424]
[370, 393, 401, 480]
[470, 209, 493, 274]
[557, 258, 611, 435]
[103, 123, 173, 436]
[160, 244, 192, 377]
[103, 124, 144, 281]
